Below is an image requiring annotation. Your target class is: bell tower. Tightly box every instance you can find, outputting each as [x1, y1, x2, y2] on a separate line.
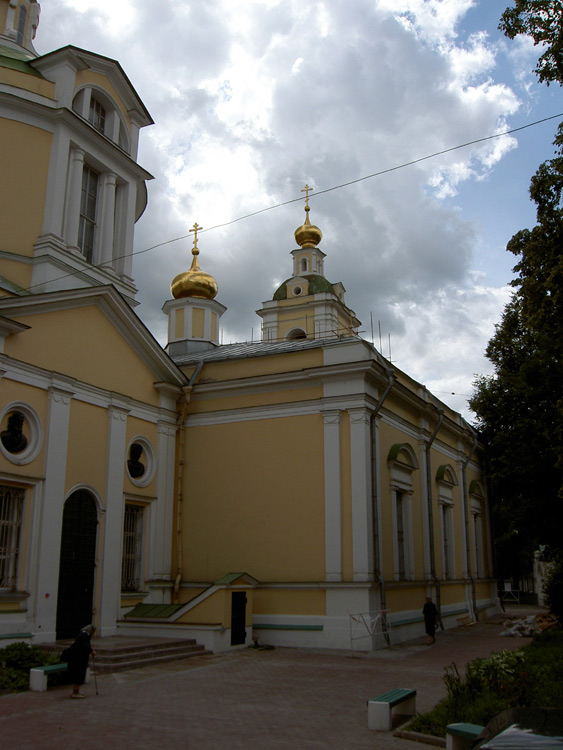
[256, 186, 360, 342]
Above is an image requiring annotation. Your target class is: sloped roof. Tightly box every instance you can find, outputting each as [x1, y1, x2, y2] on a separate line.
[172, 335, 362, 367]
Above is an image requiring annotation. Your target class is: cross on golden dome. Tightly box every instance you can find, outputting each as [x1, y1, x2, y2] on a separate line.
[301, 184, 312, 209]
[189, 222, 203, 256]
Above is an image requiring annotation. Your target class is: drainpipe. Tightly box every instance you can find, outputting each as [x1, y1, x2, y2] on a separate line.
[424, 397, 444, 629]
[461, 426, 478, 621]
[370, 366, 395, 634]
[173, 361, 203, 604]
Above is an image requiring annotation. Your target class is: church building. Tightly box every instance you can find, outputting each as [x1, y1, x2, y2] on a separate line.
[0, 1, 498, 652]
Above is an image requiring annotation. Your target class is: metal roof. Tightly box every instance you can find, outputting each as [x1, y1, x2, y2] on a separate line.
[172, 335, 362, 367]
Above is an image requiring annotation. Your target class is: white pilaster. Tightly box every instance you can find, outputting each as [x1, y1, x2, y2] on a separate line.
[323, 409, 342, 582]
[63, 146, 85, 249]
[99, 172, 117, 267]
[349, 407, 373, 582]
[98, 404, 129, 637]
[33, 384, 73, 642]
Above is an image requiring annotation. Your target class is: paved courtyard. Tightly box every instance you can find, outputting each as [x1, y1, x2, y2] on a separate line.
[0, 606, 540, 749]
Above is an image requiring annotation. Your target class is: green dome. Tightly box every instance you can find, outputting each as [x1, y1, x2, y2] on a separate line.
[273, 274, 335, 301]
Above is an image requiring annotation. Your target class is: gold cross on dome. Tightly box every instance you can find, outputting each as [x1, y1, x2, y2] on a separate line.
[301, 184, 313, 208]
[189, 222, 202, 255]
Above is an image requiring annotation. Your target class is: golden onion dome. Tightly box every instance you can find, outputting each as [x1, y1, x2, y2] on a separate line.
[170, 223, 218, 300]
[294, 184, 322, 248]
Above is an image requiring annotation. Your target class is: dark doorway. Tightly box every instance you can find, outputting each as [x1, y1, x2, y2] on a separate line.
[231, 591, 247, 646]
[56, 490, 98, 639]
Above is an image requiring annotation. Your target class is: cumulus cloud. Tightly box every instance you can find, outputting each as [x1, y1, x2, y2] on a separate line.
[35, 0, 551, 418]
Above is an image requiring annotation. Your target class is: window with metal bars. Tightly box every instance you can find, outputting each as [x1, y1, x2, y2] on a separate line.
[0, 485, 24, 590]
[121, 503, 144, 592]
[78, 165, 99, 263]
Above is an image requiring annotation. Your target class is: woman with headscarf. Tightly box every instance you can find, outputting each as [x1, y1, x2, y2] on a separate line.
[63, 624, 96, 699]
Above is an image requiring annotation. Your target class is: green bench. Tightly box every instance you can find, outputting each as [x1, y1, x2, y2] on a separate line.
[367, 688, 417, 730]
[446, 722, 485, 750]
[29, 662, 70, 692]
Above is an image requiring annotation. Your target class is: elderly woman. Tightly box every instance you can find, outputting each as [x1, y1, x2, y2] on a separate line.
[64, 624, 96, 699]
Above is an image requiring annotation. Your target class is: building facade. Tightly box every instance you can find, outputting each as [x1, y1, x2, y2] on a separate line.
[0, 1, 498, 652]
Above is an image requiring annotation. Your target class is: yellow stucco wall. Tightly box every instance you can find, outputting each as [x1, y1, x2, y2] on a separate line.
[196, 350, 323, 383]
[0, 118, 51, 264]
[4, 305, 161, 403]
[183, 414, 325, 583]
[440, 582, 467, 606]
[254, 588, 325, 616]
[386, 584, 426, 613]
[0, 66, 55, 98]
[188, 385, 323, 415]
[66, 400, 108, 496]
[74, 70, 132, 127]
[192, 308, 205, 338]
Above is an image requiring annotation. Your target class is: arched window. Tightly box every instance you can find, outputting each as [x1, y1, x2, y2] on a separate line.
[286, 328, 307, 341]
[436, 464, 458, 579]
[387, 443, 419, 581]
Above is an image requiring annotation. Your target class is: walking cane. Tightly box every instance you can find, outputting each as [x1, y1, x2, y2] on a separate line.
[91, 653, 99, 696]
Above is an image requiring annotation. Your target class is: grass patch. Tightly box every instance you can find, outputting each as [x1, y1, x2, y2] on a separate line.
[408, 628, 563, 738]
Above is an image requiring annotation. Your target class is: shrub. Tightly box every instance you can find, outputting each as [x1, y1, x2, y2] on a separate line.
[543, 555, 563, 623]
[407, 633, 563, 737]
[0, 642, 59, 693]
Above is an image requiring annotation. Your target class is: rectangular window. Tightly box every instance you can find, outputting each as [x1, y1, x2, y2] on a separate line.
[89, 98, 106, 134]
[121, 504, 144, 592]
[0, 486, 24, 590]
[78, 166, 99, 263]
[442, 504, 451, 579]
[396, 491, 406, 581]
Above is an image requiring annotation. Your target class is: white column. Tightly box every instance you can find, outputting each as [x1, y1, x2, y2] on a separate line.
[98, 405, 129, 637]
[99, 172, 117, 267]
[33, 385, 74, 643]
[148, 420, 177, 581]
[349, 407, 373, 582]
[323, 409, 342, 582]
[63, 147, 85, 249]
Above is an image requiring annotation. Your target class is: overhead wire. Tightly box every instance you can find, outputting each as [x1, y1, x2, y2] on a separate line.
[23, 111, 563, 294]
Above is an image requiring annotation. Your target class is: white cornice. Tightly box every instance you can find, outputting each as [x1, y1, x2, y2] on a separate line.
[31, 46, 153, 127]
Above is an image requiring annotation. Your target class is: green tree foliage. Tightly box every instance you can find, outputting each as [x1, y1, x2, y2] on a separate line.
[470, 2, 563, 580]
[543, 553, 563, 622]
[499, 0, 563, 86]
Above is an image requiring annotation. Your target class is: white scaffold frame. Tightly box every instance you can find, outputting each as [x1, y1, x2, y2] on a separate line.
[349, 610, 391, 652]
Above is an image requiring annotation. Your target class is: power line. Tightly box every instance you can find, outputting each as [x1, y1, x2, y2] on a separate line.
[24, 111, 563, 293]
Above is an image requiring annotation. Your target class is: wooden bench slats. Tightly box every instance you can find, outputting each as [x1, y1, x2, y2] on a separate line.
[36, 663, 68, 674]
[447, 723, 484, 739]
[370, 688, 416, 707]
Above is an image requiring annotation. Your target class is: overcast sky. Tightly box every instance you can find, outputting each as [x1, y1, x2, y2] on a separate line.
[35, 0, 562, 418]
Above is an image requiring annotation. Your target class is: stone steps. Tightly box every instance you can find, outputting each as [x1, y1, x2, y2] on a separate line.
[41, 637, 210, 673]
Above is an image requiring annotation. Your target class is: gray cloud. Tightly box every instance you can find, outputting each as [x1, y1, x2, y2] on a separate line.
[35, 0, 550, 417]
